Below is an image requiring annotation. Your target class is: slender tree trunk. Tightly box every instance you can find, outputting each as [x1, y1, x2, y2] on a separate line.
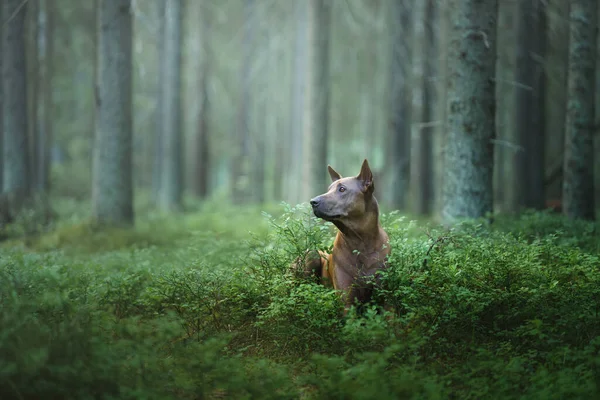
[410, 0, 435, 215]
[232, 0, 254, 204]
[562, 0, 597, 220]
[33, 0, 52, 193]
[433, 0, 449, 217]
[387, 0, 412, 210]
[442, 0, 498, 223]
[306, 0, 332, 197]
[288, 0, 308, 204]
[512, 0, 545, 211]
[152, 0, 165, 204]
[92, 0, 134, 225]
[158, 0, 183, 211]
[191, 9, 210, 199]
[0, 3, 4, 192]
[3, 0, 30, 196]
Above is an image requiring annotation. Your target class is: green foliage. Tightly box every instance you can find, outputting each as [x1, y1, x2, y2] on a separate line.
[2, 205, 600, 398]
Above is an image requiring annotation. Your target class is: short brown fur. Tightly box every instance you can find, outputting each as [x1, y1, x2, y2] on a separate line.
[304, 159, 390, 310]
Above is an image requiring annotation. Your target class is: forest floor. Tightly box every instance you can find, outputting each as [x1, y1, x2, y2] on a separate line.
[2, 197, 600, 399]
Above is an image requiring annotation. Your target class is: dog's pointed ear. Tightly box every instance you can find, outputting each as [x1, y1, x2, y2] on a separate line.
[328, 165, 342, 182]
[357, 159, 374, 193]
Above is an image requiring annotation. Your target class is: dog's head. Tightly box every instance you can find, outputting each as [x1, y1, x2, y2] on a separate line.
[310, 159, 375, 222]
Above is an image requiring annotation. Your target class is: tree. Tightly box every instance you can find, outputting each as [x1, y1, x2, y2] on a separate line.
[387, 0, 412, 210]
[231, 0, 255, 204]
[190, 7, 211, 199]
[32, 0, 53, 193]
[409, 0, 435, 215]
[287, 0, 308, 205]
[157, 0, 183, 211]
[306, 0, 332, 197]
[562, 0, 597, 220]
[442, 0, 498, 223]
[92, 0, 134, 225]
[512, 0, 545, 211]
[3, 0, 30, 197]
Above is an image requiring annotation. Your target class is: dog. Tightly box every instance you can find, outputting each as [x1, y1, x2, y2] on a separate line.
[299, 159, 390, 311]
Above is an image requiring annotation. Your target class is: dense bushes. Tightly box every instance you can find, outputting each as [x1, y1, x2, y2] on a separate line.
[1, 203, 600, 398]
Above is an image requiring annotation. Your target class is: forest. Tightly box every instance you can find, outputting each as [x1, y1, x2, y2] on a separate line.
[1, 0, 600, 398]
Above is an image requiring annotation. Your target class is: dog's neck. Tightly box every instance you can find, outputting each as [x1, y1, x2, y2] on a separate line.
[333, 199, 383, 251]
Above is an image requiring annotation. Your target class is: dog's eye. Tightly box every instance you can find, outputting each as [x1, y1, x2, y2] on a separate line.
[338, 186, 346, 193]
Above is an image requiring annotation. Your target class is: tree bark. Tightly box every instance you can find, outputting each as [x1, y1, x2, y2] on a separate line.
[512, 0, 545, 211]
[33, 0, 53, 194]
[562, 0, 597, 220]
[92, 0, 134, 225]
[306, 0, 332, 198]
[231, 0, 254, 204]
[442, 0, 498, 223]
[3, 0, 30, 196]
[158, 0, 183, 211]
[152, 0, 165, 204]
[190, 5, 210, 199]
[409, 0, 435, 215]
[387, 0, 412, 210]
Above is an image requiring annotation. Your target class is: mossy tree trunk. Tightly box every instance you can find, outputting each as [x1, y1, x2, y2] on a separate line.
[92, 0, 134, 226]
[562, 0, 598, 220]
[442, 0, 498, 223]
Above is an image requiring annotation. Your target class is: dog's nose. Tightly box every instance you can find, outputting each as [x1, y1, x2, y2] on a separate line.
[310, 198, 320, 207]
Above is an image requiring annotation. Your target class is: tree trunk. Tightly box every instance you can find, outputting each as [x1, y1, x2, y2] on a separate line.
[512, 0, 545, 211]
[306, 0, 332, 197]
[409, 0, 435, 215]
[387, 0, 412, 210]
[152, 0, 165, 204]
[442, 0, 498, 223]
[190, 7, 210, 199]
[92, 0, 134, 225]
[33, 0, 53, 194]
[231, 0, 254, 204]
[562, 0, 597, 220]
[157, 0, 183, 211]
[288, 0, 308, 204]
[3, 0, 30, 197]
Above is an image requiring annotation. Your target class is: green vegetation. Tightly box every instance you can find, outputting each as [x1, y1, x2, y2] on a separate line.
[1, 201, 600, 399]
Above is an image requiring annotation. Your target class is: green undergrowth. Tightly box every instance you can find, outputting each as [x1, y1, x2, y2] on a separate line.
[1, 203, 600, 399]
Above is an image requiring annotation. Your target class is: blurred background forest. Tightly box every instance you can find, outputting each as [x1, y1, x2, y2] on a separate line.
[1, 0, 599, 229]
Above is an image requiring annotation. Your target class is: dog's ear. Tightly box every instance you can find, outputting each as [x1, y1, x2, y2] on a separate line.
[328, 165, 342, 182]
[357, 159, 374, 194]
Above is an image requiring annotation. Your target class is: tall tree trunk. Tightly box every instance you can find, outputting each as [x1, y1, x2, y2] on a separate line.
[158, 0, 183, 211]
[562, 0, 597, 220]
[3, 0, 30, 196]
[288, 0, 308, 204]
[191, 7, 210, 199]
[387, 0, 412, 210]
[409, 0, 435, 215]
[152, 0, 165, 204]
[306, 0, 332, 197]
[442, 0, 498, 223]
[0, 2, 4, 192]
[92, 0, 134, 225]
[512, 0, 545, 211]
[33, 0, 53, 193]
[232, 0, 254, 204]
